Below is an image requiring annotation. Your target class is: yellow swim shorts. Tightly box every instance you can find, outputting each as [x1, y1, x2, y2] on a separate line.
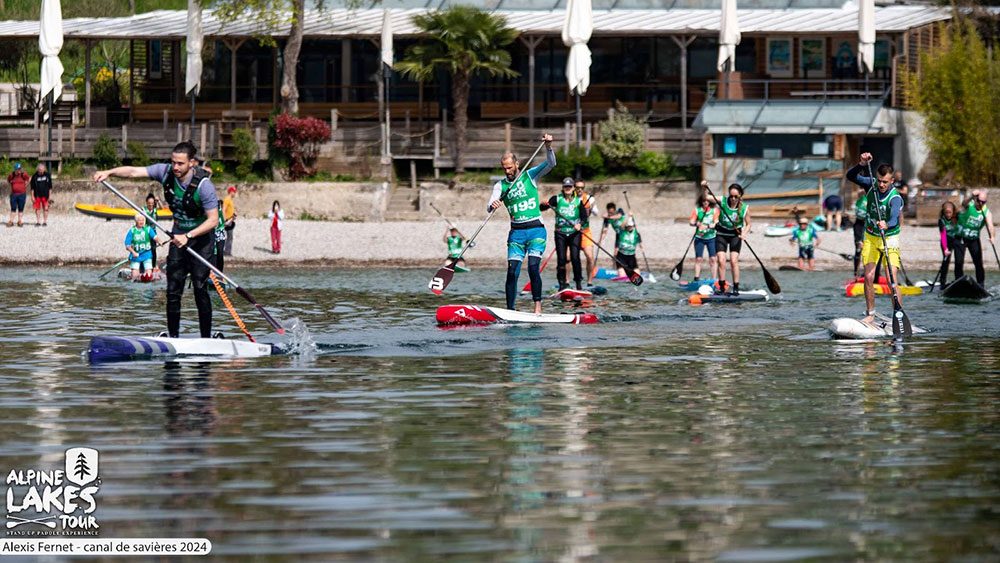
[860, 232, 900, 268]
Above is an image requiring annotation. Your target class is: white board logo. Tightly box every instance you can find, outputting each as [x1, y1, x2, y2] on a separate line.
[4, 448, 101, 536]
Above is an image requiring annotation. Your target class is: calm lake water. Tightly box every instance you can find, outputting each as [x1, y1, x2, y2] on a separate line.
[1, 266, 998, 561]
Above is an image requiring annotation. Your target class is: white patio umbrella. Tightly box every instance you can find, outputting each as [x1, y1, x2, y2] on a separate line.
[186, 0, 204, 131]
[380, 9, 394, 158]
[858, 0, 875, 74]
[717, 0, 741, 73]
[562, 0, 592, 146]
[39, 0, 64, 158]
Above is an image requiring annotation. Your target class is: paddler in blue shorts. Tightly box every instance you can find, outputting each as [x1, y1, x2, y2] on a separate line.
[789, 216, 820, 270]
[846, 151, 904, 324]
[124, 213, 162, 281]
[488, 133, 556, 313]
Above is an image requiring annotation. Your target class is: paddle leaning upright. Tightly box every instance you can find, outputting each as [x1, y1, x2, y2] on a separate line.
[846, 152, 911, 338]
[94, 141, 284, 337]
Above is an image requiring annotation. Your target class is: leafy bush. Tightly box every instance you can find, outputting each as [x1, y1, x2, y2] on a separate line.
[61, 158, 84, 178]
[635, 151, 673, 178]
[596, 103, 646, 171]
[270, 113, 331, 180]
[231, 128, 258, 179]
[551, 145, 605, 180]
[93, 133, 120, 169]
[125, 140, 149, 166]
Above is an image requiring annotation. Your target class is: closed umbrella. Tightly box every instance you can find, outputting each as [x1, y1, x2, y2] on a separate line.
[858, 0, 875, 74]
[381, 9, 394, 158]
[562, 0, 592, 146]
[186, 0, 203, 131]
[717, 0, 741, 73]
[39, 0, 64, 159]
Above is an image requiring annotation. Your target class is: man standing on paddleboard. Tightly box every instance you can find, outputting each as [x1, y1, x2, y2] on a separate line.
[846, 152, 903, 325]
[94, 141, 220, 338]
[489, 133, 555, 314]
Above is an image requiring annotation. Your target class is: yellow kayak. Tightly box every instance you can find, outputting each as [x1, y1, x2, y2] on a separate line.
[845, 282, 924, 297]
[75, 203, 172, 221]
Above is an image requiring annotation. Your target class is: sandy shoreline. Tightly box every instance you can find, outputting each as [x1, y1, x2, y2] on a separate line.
[0, 213, 960, 271]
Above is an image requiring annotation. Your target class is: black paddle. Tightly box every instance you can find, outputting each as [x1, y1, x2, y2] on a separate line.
[100, 180, 286, 334]
[428, 140, 546, 295]
[865, 162, 911, 340]
[898, 259, 915, 286]
[928, 253, 950, 293]
[549, 207, 642, 286]
[991, 241, 1000, 271]
[670, 233, 696, 281]
[703, 184, 781, 294]
[99, 258, 130, 279]
[816, 247, 854, 261]
[622, 191, 657, 283]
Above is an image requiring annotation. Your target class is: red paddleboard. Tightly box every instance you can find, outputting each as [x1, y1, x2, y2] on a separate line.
[436, 305, 599, 326]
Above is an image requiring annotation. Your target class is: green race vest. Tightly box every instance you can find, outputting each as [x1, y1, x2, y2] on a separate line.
[865, 187, 902, 237]
[957, 203, 989, 239]
[719, 198, 748, 231]
[144, 205, 159, 222]
[939, 217, 960, 239]
[608, 213, 625, 234]
[791, 226, 817, 248]
[618, 229, 640, 255]
[854, 194, 868, 221]
[447, 235, 463, 257]
[555, 194, 582, 235]
[500, 174, 542, 223]
[694, 207, 716, 240]
[161, 167, 211, 232]
[129, 226, 152, 254]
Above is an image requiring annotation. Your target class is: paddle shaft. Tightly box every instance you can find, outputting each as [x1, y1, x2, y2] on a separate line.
[992, 241, 1000, 271]
[929, 253, 950, 293]
[865, 162, 909, 338]
[100, 179, 285, 334]
[622, 191, 656, 277]
[816, 247, 853, 261]
[429, 202, 466, 239]
[99, 258, 130, 279]
[671, 232, 697, 280]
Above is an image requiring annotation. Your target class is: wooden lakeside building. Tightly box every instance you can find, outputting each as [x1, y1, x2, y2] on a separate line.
[0, 1, 952, 215]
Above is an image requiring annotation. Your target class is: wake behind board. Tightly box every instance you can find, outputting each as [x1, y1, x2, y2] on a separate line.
[829, 316, 927, 340]
[941, 275, 993, 302]
[436, 305, 598, 326]
[688, 289, 768, 305]
[88, 335, 282, 363]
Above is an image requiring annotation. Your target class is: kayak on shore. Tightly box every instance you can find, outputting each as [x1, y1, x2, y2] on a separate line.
[76, 203, 173, 221]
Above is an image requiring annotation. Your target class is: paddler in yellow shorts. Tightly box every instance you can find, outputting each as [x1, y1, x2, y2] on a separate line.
[846, 151, 904, 325]
[574, 179, 599, 286]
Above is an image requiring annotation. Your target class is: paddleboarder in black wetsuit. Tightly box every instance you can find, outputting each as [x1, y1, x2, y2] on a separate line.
[540, 177, 587, 290]
[94, 141, 220, 338]
[954, 190, 995, 286]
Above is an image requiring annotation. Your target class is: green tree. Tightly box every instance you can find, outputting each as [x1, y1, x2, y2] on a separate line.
[596, 103, 646, 172]
[396, 6, 518, 173]
[908, 19, 1000, 186]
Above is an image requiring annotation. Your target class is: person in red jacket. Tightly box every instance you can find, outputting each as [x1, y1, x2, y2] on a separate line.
[7, 162, 30, 227]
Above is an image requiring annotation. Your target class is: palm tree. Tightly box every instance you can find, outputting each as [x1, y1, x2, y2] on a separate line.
[396, 6, 519, 173]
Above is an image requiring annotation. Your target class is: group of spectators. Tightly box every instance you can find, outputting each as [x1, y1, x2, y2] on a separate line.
[7, 162, 53, 227]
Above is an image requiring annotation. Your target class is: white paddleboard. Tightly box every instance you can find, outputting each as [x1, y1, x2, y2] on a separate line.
[829, 316, 926, 339]
[89, 335, 280, 362]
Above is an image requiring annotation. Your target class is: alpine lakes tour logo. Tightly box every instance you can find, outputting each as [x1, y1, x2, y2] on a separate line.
[5, 448, 100, 535]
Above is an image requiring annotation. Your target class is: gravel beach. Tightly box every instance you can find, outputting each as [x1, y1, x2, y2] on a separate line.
[0, 212, 959, 272]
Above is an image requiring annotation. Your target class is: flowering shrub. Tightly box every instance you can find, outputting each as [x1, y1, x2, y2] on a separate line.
[270, 113, 331, 179]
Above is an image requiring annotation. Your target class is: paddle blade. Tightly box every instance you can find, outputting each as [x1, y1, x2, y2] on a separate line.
[591, 285, 608, 295]
[235, 286, 285, 334]
[629, 272, 644, 286]
[840, 253, 854, 261]
[670, 260, 683, 281]
[429, 264, 455, 295]
[763, 269, 782, 294]
[646, 272, 658, 284]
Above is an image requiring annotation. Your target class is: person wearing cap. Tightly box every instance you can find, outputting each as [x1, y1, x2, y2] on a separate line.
[540, 177, 588, 290]
[7, 162, 30, 227]
[789, 216, 820, 271]
[488, 133, 556, 313]
[222, 185, 238, 256]
[615, 215, 643, 278]
[571, 179, 599, 286]
[954, 190, 995, 286]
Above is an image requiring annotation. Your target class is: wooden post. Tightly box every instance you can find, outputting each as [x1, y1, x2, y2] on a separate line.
[57, 124, 63, 156]
[177, 122, 183, 143]
[128, 40, 134, 123]
[585, 122, 592, 154]
[405, 109, 411, 136]
[564, 122, 570, 146]
[672, 35, 696, 131]
[504, 122, 512, 152]
[33, 109, 39, 129]
[70, 120, 76, 156]
[330, 108, 338, 131]
[200, 123, 207, 155]
[433, 123, 441, 159]
[162, 109, 168, 130]
[121, 124, 128, 151]
[410, 159, 417, 190]
[521, 36, 543, 129]
[84, 40, 92, 127]
[38, 124, 44, 155]
[209, 124, 216, 158]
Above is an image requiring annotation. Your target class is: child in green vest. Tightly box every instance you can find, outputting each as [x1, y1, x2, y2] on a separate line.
[789, 216, 820, 271]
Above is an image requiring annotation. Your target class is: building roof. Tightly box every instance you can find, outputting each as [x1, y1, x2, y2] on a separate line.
[0, 5, 950, 40]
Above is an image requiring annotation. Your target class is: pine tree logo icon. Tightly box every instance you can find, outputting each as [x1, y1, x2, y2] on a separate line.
[64, 448, 99, 487]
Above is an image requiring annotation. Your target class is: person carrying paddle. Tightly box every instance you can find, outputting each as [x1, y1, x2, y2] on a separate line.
[846, 152, 904, 324]
[125, 213, 161, 281]
[615, 216, 643, 278]
[789, 216, 820, 271]
[488, 133, 556, 313]
[937, 201, 960, 284]
[540, 177, 587, 291]
[712, 182, 751, 295]
[599, 202, 626, 262]
[443, 227, 466, 270]
[574, 179, 599, 286]
[954, 190, 995, 286]
[689, 192, 719, 282]
[93, 141, 220, 338]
